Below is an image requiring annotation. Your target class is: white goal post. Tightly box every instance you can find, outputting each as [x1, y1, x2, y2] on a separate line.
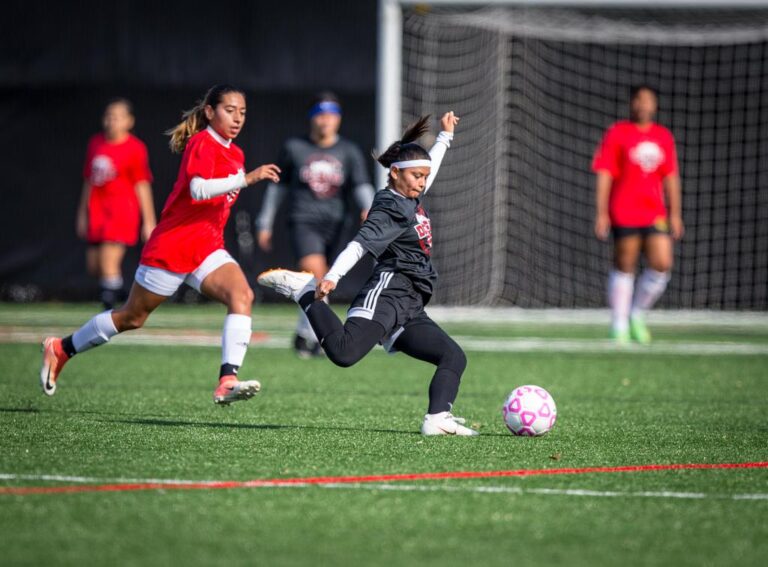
[376, 0, 768, 309]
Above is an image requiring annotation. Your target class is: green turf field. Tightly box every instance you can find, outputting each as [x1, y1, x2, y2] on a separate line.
[1, 303, 767, 566]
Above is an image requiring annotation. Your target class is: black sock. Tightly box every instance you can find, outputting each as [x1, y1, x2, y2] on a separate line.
[99, 287, 117, 310]
[299, 292, 343, 342]
[219, 363, 239, 379]
[61, 335, 77, 358]
[427, 369, 462, 414]
[297, 291, 315, 311]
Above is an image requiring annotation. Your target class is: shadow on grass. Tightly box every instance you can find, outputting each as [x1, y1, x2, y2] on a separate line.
[104, 416, 423, 436]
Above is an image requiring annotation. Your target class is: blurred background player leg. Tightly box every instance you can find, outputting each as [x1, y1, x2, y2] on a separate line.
[97, 242, 127, 309]
[294, 251, 328, 358]
[630, 232, 674, 344]
[608, 233, 642, 344]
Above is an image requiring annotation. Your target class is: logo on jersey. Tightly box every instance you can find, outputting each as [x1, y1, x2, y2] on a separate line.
[414, 206, 432, 254]
[90, 155, 117, 186]
[299, 154, 344, 199]
[629, 141, 665, 174]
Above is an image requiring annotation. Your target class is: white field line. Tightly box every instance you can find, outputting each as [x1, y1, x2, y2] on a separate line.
[425, 308, 768, 328]
[0, 473, 221, 485]
[1, 473, 766, 501]
[2, 328, 767, 355]
[324, 483, 768, 501]
[1, 308, 767, 329]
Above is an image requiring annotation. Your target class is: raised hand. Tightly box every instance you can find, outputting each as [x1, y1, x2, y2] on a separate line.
[440, 111, 460, 133]
[246, 164, 281, 185]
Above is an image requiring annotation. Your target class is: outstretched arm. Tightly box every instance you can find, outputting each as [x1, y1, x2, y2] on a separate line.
[424, 111, 460, 194]
[189, 165, 280, 201]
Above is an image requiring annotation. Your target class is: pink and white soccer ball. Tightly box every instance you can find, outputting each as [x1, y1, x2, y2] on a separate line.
[502, 385, 557, 436]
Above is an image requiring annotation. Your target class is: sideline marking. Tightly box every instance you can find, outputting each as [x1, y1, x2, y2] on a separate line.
[1, 462, 766, 496]
[328, 483, 768, 501]
[2, 328, 767, 355]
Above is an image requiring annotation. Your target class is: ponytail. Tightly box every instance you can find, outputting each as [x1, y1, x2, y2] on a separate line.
[165, 84, 245, 154]
[375, 115, 431, 169]
[166, 102, 207, 154]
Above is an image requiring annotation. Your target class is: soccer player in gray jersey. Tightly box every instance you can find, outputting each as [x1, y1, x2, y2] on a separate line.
[259, 112, 478, 436]
[256, 92, 375, 358]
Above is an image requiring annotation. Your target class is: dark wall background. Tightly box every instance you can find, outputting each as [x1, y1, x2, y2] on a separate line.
[0, 0, 378, 302]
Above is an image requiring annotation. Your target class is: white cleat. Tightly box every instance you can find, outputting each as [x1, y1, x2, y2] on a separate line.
[213, 378, 261, 406]
[257, 269, 317, 302]
[421, 412, 479, 436]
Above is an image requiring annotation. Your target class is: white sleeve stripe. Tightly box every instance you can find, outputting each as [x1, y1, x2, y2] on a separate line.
[189, 171, 247, 201]
[424, 131, 453, 194]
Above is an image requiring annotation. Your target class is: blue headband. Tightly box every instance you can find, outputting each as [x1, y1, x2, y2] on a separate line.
[309, 101, 342, 118]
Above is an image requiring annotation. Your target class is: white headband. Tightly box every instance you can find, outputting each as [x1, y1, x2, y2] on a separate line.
[390, 159, 431, 170]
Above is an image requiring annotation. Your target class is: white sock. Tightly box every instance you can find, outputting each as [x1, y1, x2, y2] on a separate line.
[72, 310, 119, 353]
[608, 270, 635, 334]
[222, 314, 252, 368]
[631, 269, 670, 317]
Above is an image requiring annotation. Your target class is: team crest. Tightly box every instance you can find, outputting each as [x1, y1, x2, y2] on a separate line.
[90, 155, 117, 186]
[629, 141, 665, 173]
[300, 154, 344, 198]
[414, 206, 432, 254]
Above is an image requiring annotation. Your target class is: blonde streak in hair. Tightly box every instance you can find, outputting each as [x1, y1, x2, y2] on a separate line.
[167, 102, 207, 153]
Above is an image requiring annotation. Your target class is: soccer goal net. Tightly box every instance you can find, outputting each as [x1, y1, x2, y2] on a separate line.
[387, 1, 768, 308]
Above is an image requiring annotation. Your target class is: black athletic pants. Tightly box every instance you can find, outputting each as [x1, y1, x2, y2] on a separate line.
[298, 292, 466, 414]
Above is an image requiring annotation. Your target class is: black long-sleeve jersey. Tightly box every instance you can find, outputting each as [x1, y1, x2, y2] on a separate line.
[353, 188, 436, 298]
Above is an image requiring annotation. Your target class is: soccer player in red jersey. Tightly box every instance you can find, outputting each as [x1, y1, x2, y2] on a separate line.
[41, 85, 281, 404]
[592, 85, 684, 344]
[77, 99, 157, 309]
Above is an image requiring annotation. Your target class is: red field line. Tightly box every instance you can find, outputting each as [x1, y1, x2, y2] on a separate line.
[2, 462, 766, 496]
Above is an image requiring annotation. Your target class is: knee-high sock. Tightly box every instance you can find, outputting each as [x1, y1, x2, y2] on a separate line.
[427, 369, 463, 415]
[608, 270, 635, 333]
[295, 298, 327, 343]
[632, 269, 670, 316]
[393, 321, 467, 414]
[99, 275, 124, 308]
[221, 314, 252, 371]
[71, 310, 119, 354]
[298, 292, 342, 342]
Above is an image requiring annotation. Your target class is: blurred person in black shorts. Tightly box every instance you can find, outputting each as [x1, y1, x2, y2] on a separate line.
[256, 92, 374, 358]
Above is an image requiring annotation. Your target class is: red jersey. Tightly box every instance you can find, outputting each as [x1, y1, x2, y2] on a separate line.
[140, 128, 245, 273]
[592, 120, 678, 227]
[83, 133, 152, 245]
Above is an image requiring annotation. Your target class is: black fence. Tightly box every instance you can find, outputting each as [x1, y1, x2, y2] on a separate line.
[0, 0, 378, 302]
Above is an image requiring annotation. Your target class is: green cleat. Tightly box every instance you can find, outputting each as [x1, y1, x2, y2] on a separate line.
[610, 328, 631, 345]
[630, 315, 652, 344]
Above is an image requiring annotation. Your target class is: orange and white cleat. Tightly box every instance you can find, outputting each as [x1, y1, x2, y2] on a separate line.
[213, 375, 261, 406]
[256, 269, 316, 301]
[40, 337, 70, 396]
